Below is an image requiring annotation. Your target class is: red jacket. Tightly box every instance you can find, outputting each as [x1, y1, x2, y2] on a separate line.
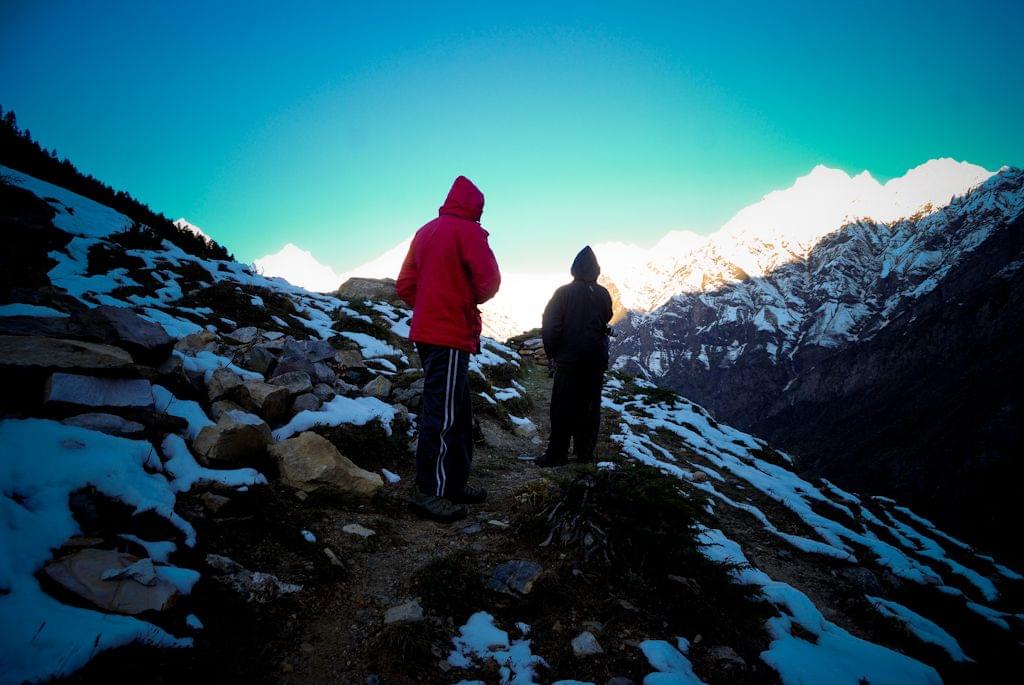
[396, 176, 501, 353]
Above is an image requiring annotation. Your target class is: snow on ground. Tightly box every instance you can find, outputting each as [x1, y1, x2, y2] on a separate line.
[448, 612, 547, 685]
[600, 376, 1023, 682]
[273, 394, 398, 440]
[0, 419, 198, 683]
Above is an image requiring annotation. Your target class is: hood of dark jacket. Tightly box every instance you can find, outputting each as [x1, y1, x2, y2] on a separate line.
[571, 246, 600, 282]
[439, 175, 484, 222]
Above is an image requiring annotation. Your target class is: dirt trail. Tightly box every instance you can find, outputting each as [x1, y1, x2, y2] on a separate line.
[283, 365, 557, 683]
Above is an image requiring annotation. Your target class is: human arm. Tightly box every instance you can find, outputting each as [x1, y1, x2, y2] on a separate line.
[395, 240, 418, 307]
[458, 225, 501, 304]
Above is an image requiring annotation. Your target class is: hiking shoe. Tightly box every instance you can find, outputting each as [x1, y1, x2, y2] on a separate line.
[533, 454, 569, 468]
[449, 484, 488, 504]
[410, 489, 468, 523]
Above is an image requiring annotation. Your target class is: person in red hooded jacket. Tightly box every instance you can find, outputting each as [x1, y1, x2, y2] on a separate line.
[396, 176, 501, 522]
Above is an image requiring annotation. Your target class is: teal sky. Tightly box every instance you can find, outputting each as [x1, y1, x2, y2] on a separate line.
[2, 1, 1022, 273]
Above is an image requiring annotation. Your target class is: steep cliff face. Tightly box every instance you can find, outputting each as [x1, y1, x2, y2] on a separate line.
[610, 168, 1024, 558]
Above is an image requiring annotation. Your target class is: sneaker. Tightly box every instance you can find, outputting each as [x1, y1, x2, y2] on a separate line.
[533, 454, 569, 468]
[410, 488, 468, 523]
[449, 484, 488, 504]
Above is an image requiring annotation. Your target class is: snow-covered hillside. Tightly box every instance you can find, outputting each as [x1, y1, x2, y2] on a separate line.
[2, 163, 1022, 683]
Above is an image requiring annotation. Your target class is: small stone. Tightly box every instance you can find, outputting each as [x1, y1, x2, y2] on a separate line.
[342, 523, 376, 538]
[174, 330, 218, 354]
[205, 554, 301, 602]
[361, 375, 392, 399]
[207, 367, 243, 402]
[572, 631, 603, 657]
[462, 523, 483, 536]
[292, 393, 322, 413]
[201, 492, 231, 513]
[606, 678, 636, 685]
[708, 645, 746, 671]
[689, 470, 709, 483]
[487, 520, 510, 529]
[486, 560, 543, 596]
[384, 600, 424, 624]
[323, 547, 344, 568]
[270, 371, 313, 397]
[225, 326, 261, 344]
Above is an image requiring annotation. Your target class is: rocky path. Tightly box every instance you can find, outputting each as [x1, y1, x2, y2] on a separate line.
[277, 365, 556, 683]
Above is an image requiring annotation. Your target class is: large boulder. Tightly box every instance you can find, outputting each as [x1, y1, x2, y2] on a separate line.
[193, 410, 272, 464]
[43, 549, 182, 615]
[235, 380, 290, 424]
[269, 431, 383, 497]
[0, 335, 133, 370]
[337, 277, 399, 303]
[45, 373, 154, 409]
[77, 306, 174, 362]
[269, 371, 313, 396]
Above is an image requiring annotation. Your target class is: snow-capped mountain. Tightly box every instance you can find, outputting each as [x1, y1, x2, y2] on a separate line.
[609, 162, 1024, 558]
[253, 242, 344, 293]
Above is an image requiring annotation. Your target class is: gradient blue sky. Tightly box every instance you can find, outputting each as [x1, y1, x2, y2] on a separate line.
[2, 1, 1022, 272]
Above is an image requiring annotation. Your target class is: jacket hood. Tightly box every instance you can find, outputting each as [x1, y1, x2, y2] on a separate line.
[571, 246, 601, 281]
[439, 175, 484, 221]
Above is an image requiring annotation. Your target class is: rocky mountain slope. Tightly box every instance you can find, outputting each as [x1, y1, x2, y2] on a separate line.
[2, 163, 1023, 684]
[610, 163, 1024, 557]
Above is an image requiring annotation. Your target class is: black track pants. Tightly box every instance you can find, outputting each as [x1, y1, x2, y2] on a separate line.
[414, 343, 473, 497]
[544, 362, 605, 462]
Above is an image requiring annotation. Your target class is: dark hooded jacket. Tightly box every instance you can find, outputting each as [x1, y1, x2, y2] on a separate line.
[396, 176, 501, 353]
[542, 246, 614, 366]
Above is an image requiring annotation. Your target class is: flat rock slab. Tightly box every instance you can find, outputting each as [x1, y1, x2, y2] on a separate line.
[0, 335, 133, 370]
[62, 412, 146, 437]
[43, 548, 181, 615]
[46, 373, 154, 409]
[384, 600, 424, 624]
[78, 305, 173, 357]
[342, 523, 376, 538]
[486, 560, 543, 597]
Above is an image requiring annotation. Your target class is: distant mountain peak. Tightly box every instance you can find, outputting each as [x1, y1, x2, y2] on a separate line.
[253, 243, 342, 293]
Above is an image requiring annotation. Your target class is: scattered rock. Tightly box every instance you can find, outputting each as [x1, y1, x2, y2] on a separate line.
[43, 548, 181, 615]
[838, 566, 883, 595]
[201, 492, 232, 514]
[205, 554, 301, 602]
[689, 470, 709, 483]
[334, 349, 365, 370]
[571, 631, 603, 657]
[224, 326, 262, 344]
[312, 383, 336, 401]
[323, 547, 345, 568]
[241, 344, 277, 376]
[210, 399, 246, 420]
[606, 678, 636, 685]
[77, 305, 174, 361]
[487, 520, 510, 529]
[486, 560, 543, 597]
[46, 373, 154, 409]
[462, 523, 483, 536]
[384, 600, 425, 624]
[292, 392, 322, 413]
[270, 371, 313, 396]
[361, 375, 392, 399]
[206, 367, 243, 402]
[342, 523, 377, 538]
[707, 645, 747, 672]
[269, 431, 384, 497]
[236, 379, 290, 423]
[193, 410, 272, 464]
[174, 330, 218, 354]
[0, 335, 133, 370]
[62, 412, 146, 437]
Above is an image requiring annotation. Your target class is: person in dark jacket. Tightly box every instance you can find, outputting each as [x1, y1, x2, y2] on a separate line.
[396, 175, 502, 522]
[535, 246, 613, 467]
